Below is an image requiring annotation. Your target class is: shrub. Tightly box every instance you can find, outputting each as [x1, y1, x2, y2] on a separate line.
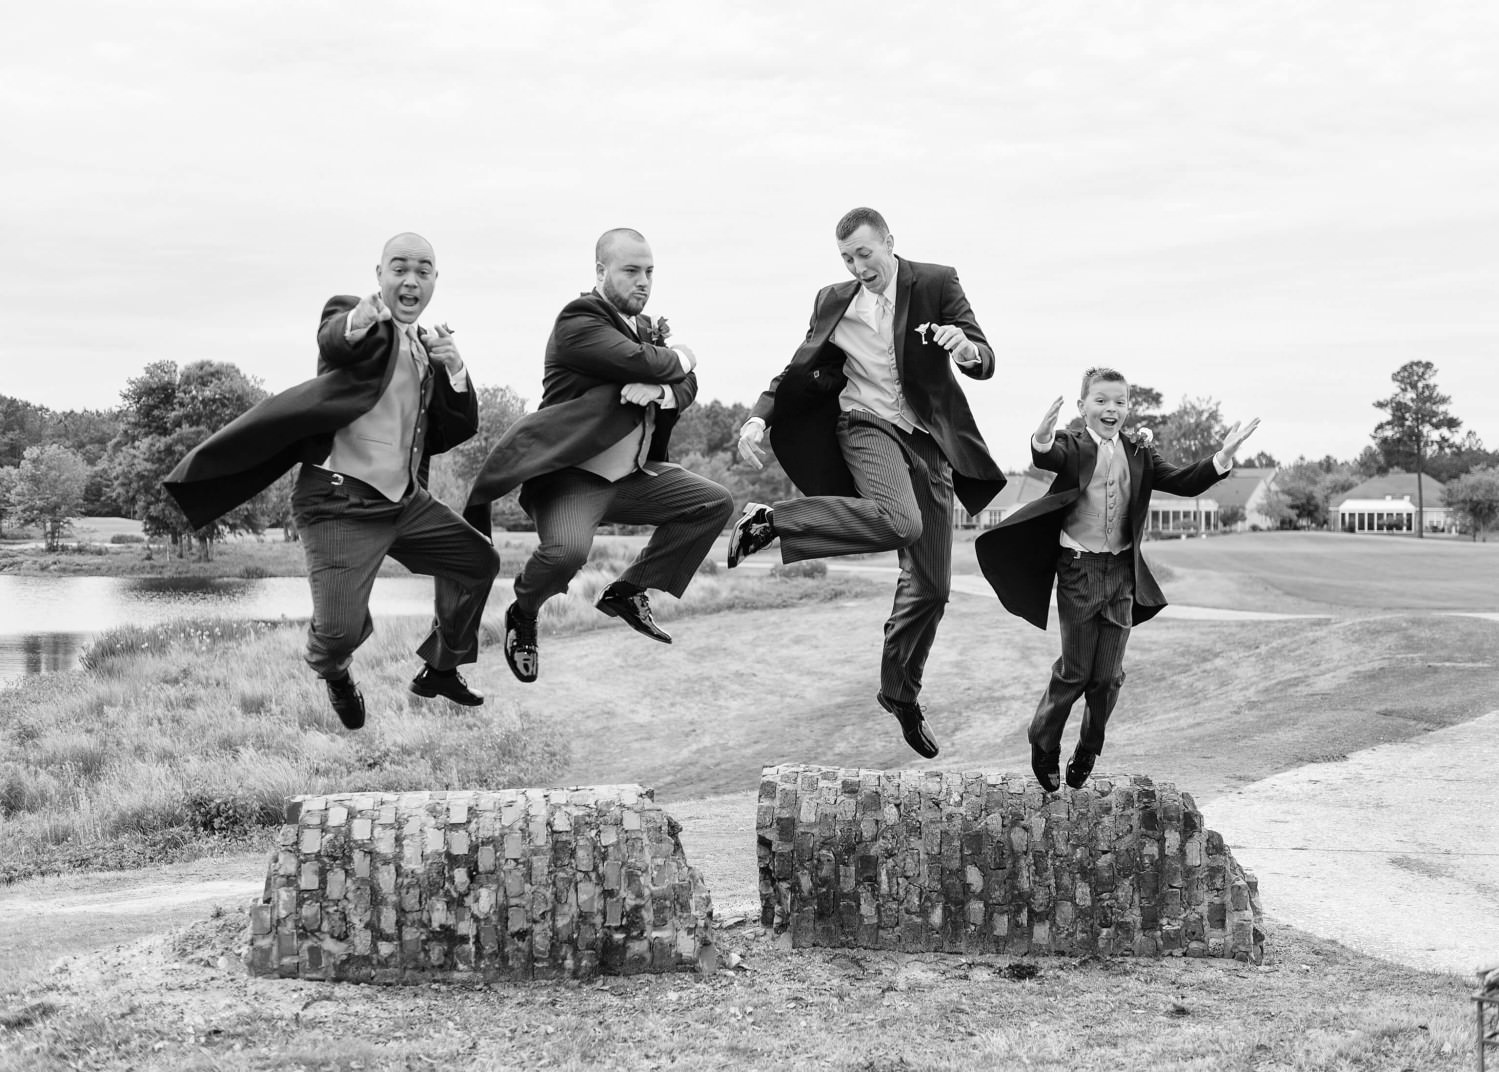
[770, 559, 827, 580]
[109, 533, 146, 545]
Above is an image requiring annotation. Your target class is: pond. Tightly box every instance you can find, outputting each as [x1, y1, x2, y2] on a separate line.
[0, 574, 440, 684]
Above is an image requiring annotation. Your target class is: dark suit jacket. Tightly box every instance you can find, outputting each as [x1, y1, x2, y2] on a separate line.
[975, 429, 1226, 629]
[163, 295, 478, 530]
[463, 290, 696, 526]
[749, 256, 1005, 516]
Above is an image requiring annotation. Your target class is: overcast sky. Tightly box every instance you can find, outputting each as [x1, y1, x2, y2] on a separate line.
[4, 1, 1494, 470]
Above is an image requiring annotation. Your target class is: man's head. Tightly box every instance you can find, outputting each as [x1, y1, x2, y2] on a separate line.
[1078, 366, 1131, 440]
[835, 207, 897, 296]
[375, 232, 437, 325]
[595, 228, 653, 316]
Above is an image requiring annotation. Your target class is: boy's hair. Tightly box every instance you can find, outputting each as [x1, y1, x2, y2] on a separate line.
[1080, 366, 1129, 399]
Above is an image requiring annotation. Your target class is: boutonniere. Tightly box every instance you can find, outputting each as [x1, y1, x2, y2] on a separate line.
[915, 323, 932, 345]
[645, 315, 671, 346]
[1121, 426, 1155, 449]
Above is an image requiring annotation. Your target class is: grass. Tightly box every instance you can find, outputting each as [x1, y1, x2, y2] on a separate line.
[0, 550, 876, 885]
[0, 912, 1480, 1071]
[0, 533, 1495, 1070]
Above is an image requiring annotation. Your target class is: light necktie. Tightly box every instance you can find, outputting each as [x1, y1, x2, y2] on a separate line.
[875, 294, 893, 337]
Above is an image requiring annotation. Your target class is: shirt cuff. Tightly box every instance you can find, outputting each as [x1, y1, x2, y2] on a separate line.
[657, 385, 677, 409]
[1213, 451, 1232, 474]
[1032, 433, 1055, 452]
[745, 416, 767, 431]
[672, 347, 695, 374]
[446, 362, 469, 392]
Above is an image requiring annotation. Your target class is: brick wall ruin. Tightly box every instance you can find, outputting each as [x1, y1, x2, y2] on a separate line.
[247, 786, 715, 982]
[757, 764, 1265, 963]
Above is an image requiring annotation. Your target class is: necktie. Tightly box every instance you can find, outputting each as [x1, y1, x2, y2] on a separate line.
[875, 295, 893, 336]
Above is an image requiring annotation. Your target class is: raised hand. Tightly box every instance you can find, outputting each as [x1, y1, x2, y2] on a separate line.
[1218, 417, 1261, 463]
[928, 324, 980, 367]
[621, 383, 664, 407]
[737, 419, 767, 470]
[1034, 396, 1065, 443]
[425, 323, 463, 373]
[349, 292, 392, 333]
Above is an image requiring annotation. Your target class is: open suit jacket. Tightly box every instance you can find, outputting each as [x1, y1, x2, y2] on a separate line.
[164, 295, 478, 529]
[975, 428, 1226, 629]
[462, 290, 696, 530]
[748, 256, 1006, 516]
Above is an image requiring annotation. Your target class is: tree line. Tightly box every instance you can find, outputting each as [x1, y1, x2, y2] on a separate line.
[3, 358, 1498, 548]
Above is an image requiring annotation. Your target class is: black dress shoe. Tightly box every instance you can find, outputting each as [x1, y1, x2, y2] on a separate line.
[503, 602, 539, 684]
[325, 674, 365, 730]
[595, 582, 672, 643]
[410, 666, 484, 707]
[727, 502, 775, 568]
[1065, 747, 1098, 789]
[877, 693, 940, 759]
[1031, 742, 1061, 792]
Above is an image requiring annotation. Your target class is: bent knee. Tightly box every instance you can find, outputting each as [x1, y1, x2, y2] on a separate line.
[886, 510, 923, 547]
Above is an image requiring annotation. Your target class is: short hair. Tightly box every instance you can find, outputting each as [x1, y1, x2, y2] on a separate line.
[835, 207, 889, 242]
[595, 227, 646, 264]
[1080, 366, 1130, 399]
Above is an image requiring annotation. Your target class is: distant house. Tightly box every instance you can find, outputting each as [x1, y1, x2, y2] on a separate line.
[954, 468, 1054, 529]
[1203, 467, 1279, 531]
[1332, 471, 1451, 534]
[1146, 490, 1221, 535]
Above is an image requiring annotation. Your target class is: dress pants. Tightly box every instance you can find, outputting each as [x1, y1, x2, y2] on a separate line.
[772, 410, 954, 704]
[1029, 548, 1134, 755]
[291, 467, 500, 679]
[512, 462, 734, 615]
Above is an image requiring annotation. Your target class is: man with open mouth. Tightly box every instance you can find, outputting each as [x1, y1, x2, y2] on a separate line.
[165, 232, 499, 730]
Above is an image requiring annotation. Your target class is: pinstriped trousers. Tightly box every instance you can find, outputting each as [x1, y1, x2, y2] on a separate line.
[513, 462, 735, 615]
[773, 410, 954, 703]
[291, 467, 501, 679]
[1029, 548, 1134, 755]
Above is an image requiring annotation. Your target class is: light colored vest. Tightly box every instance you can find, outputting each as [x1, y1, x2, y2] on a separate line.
[1062, 437, 1131, 553]
[832, 292, 925, 433]
[324, 327, 432, 501]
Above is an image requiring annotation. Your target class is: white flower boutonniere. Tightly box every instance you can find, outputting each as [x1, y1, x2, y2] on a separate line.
[1122, 426, 1155, 449]
[646, 316, 671, 346]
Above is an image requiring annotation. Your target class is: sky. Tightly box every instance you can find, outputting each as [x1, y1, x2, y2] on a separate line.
[3, 1, 1495, 471]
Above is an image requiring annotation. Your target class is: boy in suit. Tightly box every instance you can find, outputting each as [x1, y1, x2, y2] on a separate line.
[975, 367, 1258, 791]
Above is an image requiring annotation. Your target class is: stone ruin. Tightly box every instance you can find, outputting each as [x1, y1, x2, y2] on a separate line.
[757, 764, 1265, 963]
[246, 786, 715, 982]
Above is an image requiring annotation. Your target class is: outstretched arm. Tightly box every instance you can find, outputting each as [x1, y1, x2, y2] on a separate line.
[1029, 396, 1067, 472]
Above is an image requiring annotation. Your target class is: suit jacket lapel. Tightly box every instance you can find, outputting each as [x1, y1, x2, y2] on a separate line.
[1076, 431, 1098, 488]
[804, 281, 860, 357]
[892, 256, 913, 371]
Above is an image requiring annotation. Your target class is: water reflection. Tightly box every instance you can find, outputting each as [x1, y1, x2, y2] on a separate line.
[17, 632, 90, 675]
[0, 574, 438, 684]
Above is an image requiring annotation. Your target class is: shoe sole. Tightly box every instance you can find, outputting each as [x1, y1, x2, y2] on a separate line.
[595, 601, 672, 643]
[409, 682, 484, 707]
[727, 503, 769, 569]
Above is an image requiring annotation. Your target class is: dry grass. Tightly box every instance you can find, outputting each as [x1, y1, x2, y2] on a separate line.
[0, 559, 876, 884]
[0, 910, 1479, 1072]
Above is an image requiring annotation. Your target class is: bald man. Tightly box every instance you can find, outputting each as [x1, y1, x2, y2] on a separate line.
[165, 233, 499, 729]
[463, 228, 733, 684]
